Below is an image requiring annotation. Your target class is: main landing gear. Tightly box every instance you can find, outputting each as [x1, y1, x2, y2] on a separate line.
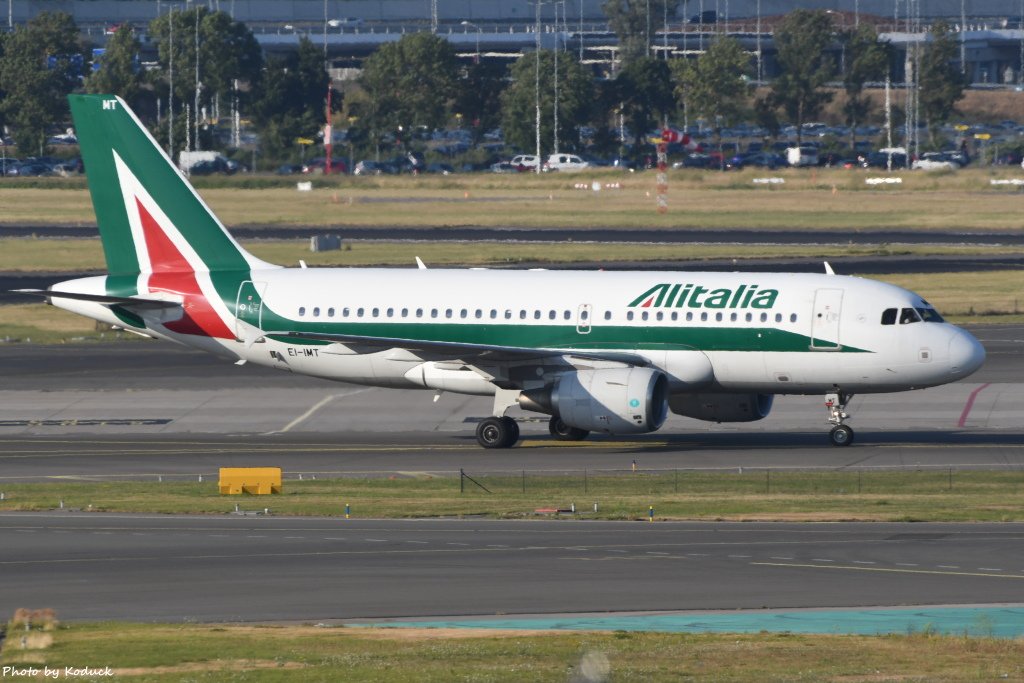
[825, 392, 854, 447]
[548, 416, 589, 441]
[476, 416, 519, 449]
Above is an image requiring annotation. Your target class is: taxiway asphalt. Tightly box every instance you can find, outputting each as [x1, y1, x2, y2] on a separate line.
[2, 513, 1023, 623]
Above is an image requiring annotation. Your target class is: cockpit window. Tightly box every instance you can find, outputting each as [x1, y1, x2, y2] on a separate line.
[916, 307, 944, 323]
[881, 308, 897, 325]
[899, 307, 922, 324]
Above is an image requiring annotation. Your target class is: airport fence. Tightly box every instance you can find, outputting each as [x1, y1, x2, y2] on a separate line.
[28, 464, 1023, 497]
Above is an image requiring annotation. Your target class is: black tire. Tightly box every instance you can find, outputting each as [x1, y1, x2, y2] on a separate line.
[548, 416, 589, 441]
[476, 416, 519, 449]
[829, 425, 854, 447]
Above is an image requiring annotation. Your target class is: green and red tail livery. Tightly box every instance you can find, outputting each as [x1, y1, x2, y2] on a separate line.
[69, 94, 275, 338]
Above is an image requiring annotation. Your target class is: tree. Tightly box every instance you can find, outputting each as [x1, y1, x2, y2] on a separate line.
[770, 9, 836, 146]
[673, 37, 750, 166]
[614, 57, 675, 150]
[839, 24, 889, 152]
[0, 12, 83, 155]
[918, 21, 967, 145]
[85, 25, 144, 109]
[358, 33, 460, 144]
[148, 7, 262, 151]
[603, 0, 671, 67]
[250, 37, 330, 161]
[500, 50, 594, 156]
[454, 60, 508, 144]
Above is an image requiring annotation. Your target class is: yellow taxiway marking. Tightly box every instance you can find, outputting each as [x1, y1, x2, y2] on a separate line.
[753, 562, 1024, 580]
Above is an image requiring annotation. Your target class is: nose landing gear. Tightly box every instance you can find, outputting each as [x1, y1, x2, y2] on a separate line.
[825, 392, 854, 447]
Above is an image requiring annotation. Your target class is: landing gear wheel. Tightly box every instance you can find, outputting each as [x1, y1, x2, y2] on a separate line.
[476, 416, 519, 449]
[548, 416, 589, 441]
[829, 424, 854, 447]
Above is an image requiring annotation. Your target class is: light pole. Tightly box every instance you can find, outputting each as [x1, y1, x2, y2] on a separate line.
[460, 20, 481, 62]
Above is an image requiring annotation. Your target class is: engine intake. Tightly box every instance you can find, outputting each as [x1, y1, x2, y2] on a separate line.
[520, 368, 669, 434]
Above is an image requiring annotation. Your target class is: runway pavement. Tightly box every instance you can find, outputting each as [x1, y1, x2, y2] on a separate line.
[2, 513, 1023, 623]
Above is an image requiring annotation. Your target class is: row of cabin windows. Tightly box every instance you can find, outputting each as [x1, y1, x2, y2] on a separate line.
[296, 306, 799, 325]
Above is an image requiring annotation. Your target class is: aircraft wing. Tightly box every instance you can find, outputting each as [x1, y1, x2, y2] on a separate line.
[13, 289, 182, 311]
[268, 330, 650, 366]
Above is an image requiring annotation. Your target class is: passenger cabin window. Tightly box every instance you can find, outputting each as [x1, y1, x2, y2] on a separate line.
[445, 309, 453, 319]
[604, 311, 611, 321]
[774, 313, 782, 323]
[548, 310, 556, 320]
[671, 312, 678, 321]
[641, 311, 649, 321]
[328, 307, 335, 317]
[715, 312, 723, 322]
[357, 308, 364, 317]
[372, 308, 379, 318]
[430, 309, 438, 318]
[627, 311, 634, 321]
[415, 308, 423, 318]
[563, 310, 571, 320]
[520, 310, 527, 320]
[534, 310, 541, 320]
[881, 308, 897, 325]
[656, 311, 663, 321]
[490, 309, 497, 319]
[900, 308, 922, 324]
[760, 312, 767, 323]
[401, 308, 408, 317]
[790, 313, 797, 323]
[475, 309, 483, 319]
[686, 312, 693, 322]
[343, 308, 350, 317]
[730, 313, 737, 322]
[460, 309, 468, 319]
[298, 307, 306, 316]
[386, 308, 394, 317]
[505, 310, 512, 319]
[581, 310, 589, 321]
[700, 312, 708, 322]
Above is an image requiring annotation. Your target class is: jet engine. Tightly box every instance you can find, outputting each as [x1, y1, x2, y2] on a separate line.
[669, 393, 774, 422]
[519, 367, 669, 434]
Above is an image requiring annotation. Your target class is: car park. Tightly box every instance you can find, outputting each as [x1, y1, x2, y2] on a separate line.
[489, 161, 518, 173]
[426, 162, 454, 175]
[353, 160, 397, 175]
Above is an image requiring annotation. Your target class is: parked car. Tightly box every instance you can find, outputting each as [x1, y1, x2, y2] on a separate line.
[353, 160, 397, 175]
[861, 150, 909, 169]
[425, 162, 454, 175]
[510, 154, 540, 172]
[912, 152, 961, 171]
[0, 158, 22, 176]
[275, 163, 304, 175]
[8, 162, 53, 177]
[490, 161, 518, 173]
[542, 153, 589, 172]
[672, 153, 712, 169]
[786, 145, 819, 167]
[302, 158, 348, 175]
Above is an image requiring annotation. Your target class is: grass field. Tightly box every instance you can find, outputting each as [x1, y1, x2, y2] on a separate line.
[2, 621, 1021, 682]
[2, 166, 1024, 230]
[3, 470, 1024, 522]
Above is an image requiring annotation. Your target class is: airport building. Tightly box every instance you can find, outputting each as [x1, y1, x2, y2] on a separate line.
[4, 0, 1024, 85]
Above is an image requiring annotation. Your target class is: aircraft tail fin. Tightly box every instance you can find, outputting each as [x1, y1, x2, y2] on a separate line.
[68, 94, 273, 277]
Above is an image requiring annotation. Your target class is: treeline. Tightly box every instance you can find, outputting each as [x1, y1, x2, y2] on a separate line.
[0, 8, 968, 162]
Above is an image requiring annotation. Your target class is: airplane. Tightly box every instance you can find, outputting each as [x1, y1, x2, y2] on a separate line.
[18, 94, 986, 449]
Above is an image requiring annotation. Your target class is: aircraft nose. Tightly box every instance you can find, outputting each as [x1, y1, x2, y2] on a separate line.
[948, 329, 985, 378]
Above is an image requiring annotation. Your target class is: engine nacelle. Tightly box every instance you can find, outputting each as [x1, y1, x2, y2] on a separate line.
[669, 392, 774, 423]
[537, 368, 669, 434]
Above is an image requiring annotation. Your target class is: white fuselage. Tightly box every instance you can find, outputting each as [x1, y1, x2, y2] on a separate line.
[51, 267, 985, 399]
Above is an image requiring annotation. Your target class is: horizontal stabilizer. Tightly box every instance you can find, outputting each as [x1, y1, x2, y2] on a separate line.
[13, 289, 182, 310]
[269, 330, 649, 366]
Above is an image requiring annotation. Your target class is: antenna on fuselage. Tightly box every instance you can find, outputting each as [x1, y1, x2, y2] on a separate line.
[823, 261, 836, 275]
[415, 257, 427, 270]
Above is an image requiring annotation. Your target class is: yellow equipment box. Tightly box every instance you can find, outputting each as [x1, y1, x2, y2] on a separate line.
[218, 467, 282, 495]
